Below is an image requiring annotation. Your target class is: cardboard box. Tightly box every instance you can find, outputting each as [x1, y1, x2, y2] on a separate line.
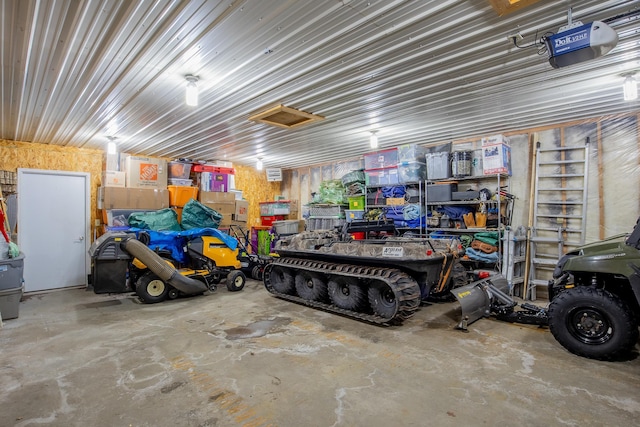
[482, 143, 512, 175]
[202, 202, 235, 216]
[481, 134, 510, 147]
[218, 218, 247, 228]
[199, 191, 236, 204]
[125, 156, 168, 189]
[98, 187, 170, 210]
[386, 197, 405, 206]
[233, 200, 249, 222]
[102, 171, 126, 187]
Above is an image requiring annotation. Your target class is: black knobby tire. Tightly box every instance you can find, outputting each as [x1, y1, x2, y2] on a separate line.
[226, 270, 246, 292]
[368, 282, 399, 318]
[328, 276, 368, 311]
[548, 287, 639, 361]
[294, 271, 328, 302]
[136, 272, 170, 304]
[251, 265, 263, 281]
[269, 265, 296, 294]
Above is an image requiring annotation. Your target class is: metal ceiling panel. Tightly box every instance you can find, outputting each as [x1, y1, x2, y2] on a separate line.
[2, 0, 639, 169]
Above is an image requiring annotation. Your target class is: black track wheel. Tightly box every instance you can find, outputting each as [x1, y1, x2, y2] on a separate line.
[295, 271, 328, 302]
[269, 265, 296, 295]
[368, 282, 398, 318]
[548, 287, 639, 361]
[226, 270, 246, 292]
[136, 272, 170, 304]
[328, 276, 367, 311]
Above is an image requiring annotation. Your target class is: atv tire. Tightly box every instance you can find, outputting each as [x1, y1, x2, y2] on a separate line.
[548, 287, 639, 361]
[136, 272, 170, 304]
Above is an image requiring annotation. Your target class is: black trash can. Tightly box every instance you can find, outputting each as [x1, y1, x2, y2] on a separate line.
[89, 232, 132, 293]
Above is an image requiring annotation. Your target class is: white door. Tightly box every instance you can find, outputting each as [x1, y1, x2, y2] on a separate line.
[17, 169, 90, 292]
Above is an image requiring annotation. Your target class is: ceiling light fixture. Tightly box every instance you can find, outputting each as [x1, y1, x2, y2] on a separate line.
[256, 157, 263, 171]
[369, 131, 379, 149]
[106, 136, 117, 154]
[185, 75, 199, 106]
[623, 75, 637, 101]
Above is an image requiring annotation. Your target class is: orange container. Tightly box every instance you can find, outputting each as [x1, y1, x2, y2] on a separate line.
[168, 185, 198, 207]
[173, 206, 183, 222]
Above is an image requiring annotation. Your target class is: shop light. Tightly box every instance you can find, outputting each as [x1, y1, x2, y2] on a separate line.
[256, 157, 263, 170]
[185, 75, 199, 106]
[106, 136, 117, 154]
[623, 75, 637, 101]
[369, 131, 378, 149]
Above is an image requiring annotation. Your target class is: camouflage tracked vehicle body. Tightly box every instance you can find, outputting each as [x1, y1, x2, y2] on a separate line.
[263, 230, 464, 325]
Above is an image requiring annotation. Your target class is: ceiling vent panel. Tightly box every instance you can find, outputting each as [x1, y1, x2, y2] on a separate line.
[249, 104, 325, 129]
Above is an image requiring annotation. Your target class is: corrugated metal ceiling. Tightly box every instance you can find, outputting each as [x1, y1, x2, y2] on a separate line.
[2, 0, 639, 169]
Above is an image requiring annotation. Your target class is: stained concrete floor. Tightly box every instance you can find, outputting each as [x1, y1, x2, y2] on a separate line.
[1, 279, 639, 427]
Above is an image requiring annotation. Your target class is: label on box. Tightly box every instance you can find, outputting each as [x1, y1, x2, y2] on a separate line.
[482, 143, 512, 175]
[481, 134, 510, 147]
[234, 200, 249, 222]
[102, 171, 126, 187]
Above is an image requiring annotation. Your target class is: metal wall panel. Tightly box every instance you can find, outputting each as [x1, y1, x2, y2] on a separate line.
[2, 0, 639, 169]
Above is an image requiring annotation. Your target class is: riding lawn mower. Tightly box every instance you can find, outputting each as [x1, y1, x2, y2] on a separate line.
[89, 228, 247, 303]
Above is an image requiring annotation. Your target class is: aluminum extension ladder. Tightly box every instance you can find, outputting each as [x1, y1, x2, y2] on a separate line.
[502, 225, 527, 297]
[526, 138, 590, 300]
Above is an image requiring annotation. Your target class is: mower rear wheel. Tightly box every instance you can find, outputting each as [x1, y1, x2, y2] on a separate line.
[136, 272, 169, 304]
[226, 270, 246, 292]
[251, 265, 263, 280]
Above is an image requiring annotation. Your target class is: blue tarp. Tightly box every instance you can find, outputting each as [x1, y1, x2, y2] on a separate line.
[128, 227, 238, 263]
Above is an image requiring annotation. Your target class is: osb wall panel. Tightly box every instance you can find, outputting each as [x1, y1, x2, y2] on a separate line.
[233, 164, 281, 226]
[0, 139, 104, 237]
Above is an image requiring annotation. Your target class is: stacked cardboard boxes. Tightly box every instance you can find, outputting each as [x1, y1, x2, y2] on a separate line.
[199, 191, 248, 229]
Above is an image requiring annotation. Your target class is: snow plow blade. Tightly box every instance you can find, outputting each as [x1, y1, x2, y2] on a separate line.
[452, 274, 549, 329]
[452, 275, 510, 329]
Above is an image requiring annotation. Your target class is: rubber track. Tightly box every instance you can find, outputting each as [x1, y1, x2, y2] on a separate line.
[264, 257, 421, 325]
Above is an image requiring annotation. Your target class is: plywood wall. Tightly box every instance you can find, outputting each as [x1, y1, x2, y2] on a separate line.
[0, 139, 104, 237]
[233, 164, 282, 226]
[0, 139, 282, 236]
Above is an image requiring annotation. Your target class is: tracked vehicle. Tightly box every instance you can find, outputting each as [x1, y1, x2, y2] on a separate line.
[263, 230, 464, 325]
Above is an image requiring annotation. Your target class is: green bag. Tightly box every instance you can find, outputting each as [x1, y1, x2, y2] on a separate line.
[181, 198, 223, 230]
[128, 209, 182, 231]
[473, 231, 500, 247]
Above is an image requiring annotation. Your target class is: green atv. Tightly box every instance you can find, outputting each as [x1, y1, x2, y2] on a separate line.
[548, 217, 640, 360]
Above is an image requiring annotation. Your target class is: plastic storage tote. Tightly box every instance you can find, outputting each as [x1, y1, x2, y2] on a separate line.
[0, 284, 23, 320]
[364, 148, 398, 170]
[426, 152, 451, 180]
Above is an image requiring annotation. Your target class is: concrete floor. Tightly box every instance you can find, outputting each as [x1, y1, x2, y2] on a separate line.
[1, 279, 639, 427]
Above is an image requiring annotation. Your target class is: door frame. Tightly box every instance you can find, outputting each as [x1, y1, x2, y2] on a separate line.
[17, 168, 91, 290]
